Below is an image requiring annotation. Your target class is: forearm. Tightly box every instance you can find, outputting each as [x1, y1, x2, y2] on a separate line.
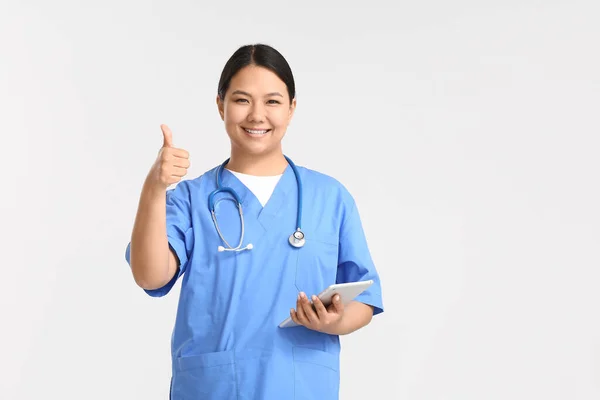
[129, 177, 172, 289]
[330, 301, 374, 335]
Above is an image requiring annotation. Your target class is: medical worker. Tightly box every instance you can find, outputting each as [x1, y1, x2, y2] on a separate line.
[125, 43, 384, 399]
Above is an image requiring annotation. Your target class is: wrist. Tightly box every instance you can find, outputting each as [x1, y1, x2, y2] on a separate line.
[143, 174, 168, 197]
[322, 316, 348, 336]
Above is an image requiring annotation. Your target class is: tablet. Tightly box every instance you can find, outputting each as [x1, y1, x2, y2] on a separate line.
[278, 280, 374, 328]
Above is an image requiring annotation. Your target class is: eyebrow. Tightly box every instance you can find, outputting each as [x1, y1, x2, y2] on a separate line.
[231, 90, 284, 98]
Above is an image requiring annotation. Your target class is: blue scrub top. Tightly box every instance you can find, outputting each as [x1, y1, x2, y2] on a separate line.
[125, 162, 384, 399]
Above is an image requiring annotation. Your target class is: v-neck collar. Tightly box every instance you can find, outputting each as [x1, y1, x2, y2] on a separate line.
[218, 163, 299, 230]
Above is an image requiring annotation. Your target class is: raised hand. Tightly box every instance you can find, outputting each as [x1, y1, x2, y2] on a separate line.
[148, 124, 190, 189]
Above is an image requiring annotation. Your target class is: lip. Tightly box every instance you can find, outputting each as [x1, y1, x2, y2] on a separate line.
[242, 127, 271, 131]
[242, 127, 272, 137]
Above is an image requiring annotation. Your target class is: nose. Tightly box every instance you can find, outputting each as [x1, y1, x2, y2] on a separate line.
[247, 102, 266, 123]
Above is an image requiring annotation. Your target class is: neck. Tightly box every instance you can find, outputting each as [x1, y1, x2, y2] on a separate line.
[226, 148, 288, 176]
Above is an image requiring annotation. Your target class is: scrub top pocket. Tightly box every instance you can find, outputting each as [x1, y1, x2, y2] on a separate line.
[293, 346, 340, 400]
[171, 350, 237, 399]
[294, 234, 339, 297]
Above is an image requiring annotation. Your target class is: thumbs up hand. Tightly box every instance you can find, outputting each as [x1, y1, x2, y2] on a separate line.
[148, 124, 190, 189]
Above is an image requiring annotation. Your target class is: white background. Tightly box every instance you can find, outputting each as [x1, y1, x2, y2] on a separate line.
[1, 1, 599, 399]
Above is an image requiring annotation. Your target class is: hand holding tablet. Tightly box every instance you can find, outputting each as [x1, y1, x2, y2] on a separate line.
[279, 280, 374, 329]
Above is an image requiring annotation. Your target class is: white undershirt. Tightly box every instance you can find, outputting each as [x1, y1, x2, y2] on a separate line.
[228, 170, 283, 207]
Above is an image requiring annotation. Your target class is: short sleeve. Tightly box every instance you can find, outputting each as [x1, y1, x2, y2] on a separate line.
[125, 181, 194, 297]
[336, 199, 384, 316]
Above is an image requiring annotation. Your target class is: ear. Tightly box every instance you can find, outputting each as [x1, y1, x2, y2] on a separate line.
[287, 97, 297, 124]
[216, 95, 225, 121]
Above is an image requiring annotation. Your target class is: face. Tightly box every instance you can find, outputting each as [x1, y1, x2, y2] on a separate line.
[217, 65, 296, 157]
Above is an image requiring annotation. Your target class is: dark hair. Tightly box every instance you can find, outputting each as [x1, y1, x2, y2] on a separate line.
[217, 44, 296, 103]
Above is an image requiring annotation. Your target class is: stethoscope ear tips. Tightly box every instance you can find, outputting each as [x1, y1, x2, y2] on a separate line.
[217, 244, 252, 252]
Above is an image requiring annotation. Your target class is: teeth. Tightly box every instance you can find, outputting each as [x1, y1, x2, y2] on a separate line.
[244, 128, 269, 135]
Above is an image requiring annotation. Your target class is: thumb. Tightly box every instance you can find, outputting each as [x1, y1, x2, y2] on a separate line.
[332, 294, 344, 313]
[161, 124, 173, 148]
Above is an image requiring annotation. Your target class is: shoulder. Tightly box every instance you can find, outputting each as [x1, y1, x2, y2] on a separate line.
[297, 165, 356, 208]
[297, 166, 345, 188]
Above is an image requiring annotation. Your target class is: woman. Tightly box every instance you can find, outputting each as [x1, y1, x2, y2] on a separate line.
[125, 43, 384, 399]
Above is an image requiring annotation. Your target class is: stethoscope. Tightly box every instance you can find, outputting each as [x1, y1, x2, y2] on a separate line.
[208, 155, 305, 252]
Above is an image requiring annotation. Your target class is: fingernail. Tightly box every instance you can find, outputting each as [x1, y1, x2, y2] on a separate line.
[300, 292, 305, 299]
[312, 295, 317, 301]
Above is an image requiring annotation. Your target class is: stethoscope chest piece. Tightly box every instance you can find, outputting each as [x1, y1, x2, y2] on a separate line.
[289, 229, 305, 248]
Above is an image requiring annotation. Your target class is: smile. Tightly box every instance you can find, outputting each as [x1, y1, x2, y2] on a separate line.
[243, 128, 271, 135]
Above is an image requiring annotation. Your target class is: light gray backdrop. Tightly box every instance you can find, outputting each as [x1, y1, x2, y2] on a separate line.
[1, 1, 599, 399]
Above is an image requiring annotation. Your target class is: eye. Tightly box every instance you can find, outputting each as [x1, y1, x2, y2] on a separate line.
[267, 99, 281, 104]
[235, 98, 249, 103]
